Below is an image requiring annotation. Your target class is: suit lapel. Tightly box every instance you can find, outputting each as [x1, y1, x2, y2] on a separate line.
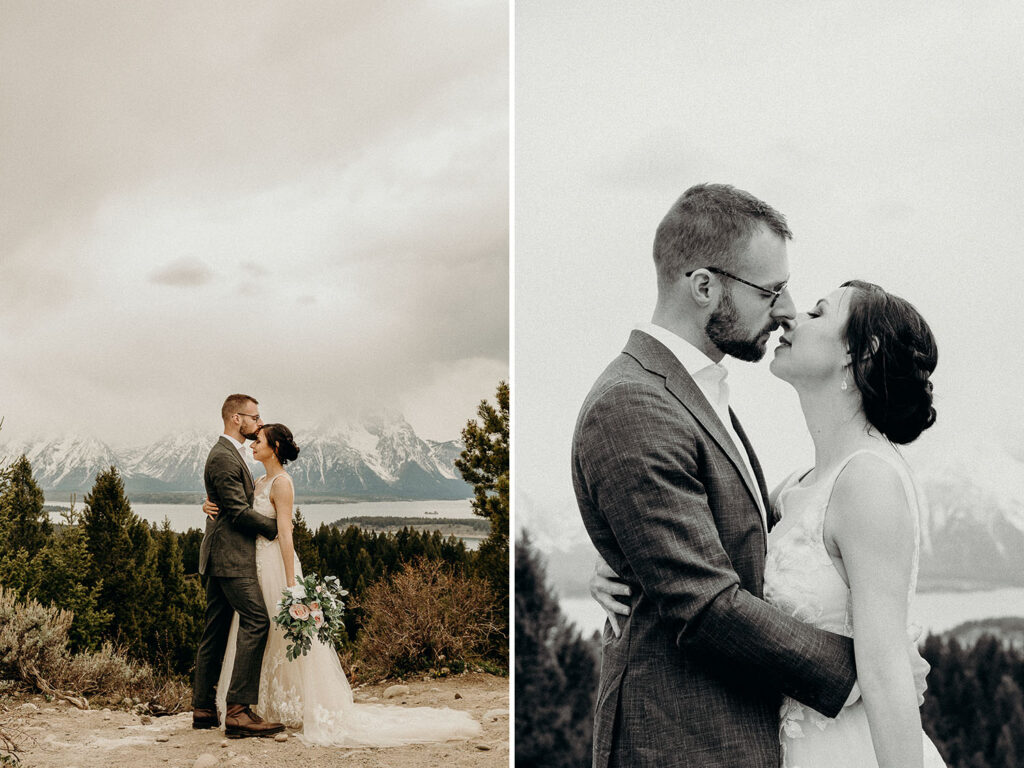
[218, 436, 255, 497]
[623, 330, 766, 519]
[730, 410, 774, 534]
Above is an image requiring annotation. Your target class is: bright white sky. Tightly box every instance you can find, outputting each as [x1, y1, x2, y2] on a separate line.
[515, 2, 1024, 533]
[0, 0, 508, 448]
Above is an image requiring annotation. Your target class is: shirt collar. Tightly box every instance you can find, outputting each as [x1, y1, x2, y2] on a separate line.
[635, 322, 728, 382]
[220, 433, 246, 451]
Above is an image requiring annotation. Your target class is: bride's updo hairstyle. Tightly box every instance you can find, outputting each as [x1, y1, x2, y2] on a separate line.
[261, 423, 300, 465]
[841, 280, 937, 445]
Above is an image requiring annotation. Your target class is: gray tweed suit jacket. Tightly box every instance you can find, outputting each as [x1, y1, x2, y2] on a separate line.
[572, 331, 857, 768]
[199, 437, 278, 577]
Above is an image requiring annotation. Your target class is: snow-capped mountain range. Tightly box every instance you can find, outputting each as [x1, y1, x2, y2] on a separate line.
[519, 441, 1024, 594]
[0, 414, 472, 500]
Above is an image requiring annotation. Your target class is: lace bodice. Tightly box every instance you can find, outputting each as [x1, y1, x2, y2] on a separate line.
[253, 473, 290, 554]
[253, 473, 290, 519]
[764, 447, 926, 743]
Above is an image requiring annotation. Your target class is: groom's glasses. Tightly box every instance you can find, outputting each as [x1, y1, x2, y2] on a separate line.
[684, 267, 789, 308]
[236, 412, 261, 421]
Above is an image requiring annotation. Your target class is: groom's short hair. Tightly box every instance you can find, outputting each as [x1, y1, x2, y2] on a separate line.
[222, 394, 258, 421]
[653, 183, 792, 287]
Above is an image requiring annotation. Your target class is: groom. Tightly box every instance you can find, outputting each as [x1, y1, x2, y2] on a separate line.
[191, 394, 284, 738]
[572, 184, 858, 768]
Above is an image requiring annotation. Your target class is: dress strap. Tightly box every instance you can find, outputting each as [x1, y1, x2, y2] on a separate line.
[259, 472, 293, 495]
[268, 472, 293, 491]
[826, 448, 919, 515]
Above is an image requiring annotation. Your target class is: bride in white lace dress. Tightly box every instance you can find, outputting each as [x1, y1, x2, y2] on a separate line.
[213, 423, 481, 747]
[763, 281, 945, 767]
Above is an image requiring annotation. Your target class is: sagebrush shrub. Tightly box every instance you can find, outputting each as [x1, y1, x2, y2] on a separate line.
[0, 585, 72, 681]
[354, 558, 497, 678]
[0, 586, 156, 703]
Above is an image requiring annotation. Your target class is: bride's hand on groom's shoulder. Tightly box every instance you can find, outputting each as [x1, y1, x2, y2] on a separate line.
[202, 498, 219, 520]
[590, 554, 632, 638]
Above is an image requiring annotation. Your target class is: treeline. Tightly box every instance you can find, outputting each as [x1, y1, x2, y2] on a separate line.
[515, 533, 1024, 768]
[178, 512, 478, 646]
[0, 456, 503, 680]
[921, 633, 1024, 767]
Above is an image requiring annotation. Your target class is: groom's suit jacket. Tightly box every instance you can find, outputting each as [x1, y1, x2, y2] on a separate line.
[199, 437, 278, 578]
[572, 331, 857, 768]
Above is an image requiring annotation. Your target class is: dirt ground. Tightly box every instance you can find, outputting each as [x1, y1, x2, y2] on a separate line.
[4, 673, 509, 768]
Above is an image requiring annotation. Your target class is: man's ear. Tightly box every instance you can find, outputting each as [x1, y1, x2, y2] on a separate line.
[687, 269, 715, 307]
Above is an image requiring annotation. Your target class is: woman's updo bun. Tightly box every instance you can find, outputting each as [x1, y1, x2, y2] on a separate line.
[841, 280, 938, 445]
[261, 423, 300, 464]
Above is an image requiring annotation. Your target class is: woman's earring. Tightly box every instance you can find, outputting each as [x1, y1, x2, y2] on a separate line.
[841, 375, 849, 392]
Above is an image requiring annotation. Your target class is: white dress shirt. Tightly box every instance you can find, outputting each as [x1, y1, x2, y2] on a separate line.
[635, 323, 767, 525]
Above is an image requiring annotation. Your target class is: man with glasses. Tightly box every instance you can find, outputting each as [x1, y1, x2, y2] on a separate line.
[192, 394, 285, 738]
[572, 184, 858, 767]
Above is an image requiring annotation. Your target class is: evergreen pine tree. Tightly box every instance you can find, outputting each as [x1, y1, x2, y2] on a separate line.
[515, 533, 597, 768]
[455, 381, 509, 662]
[32, 507, 111, 651]
[0, 455, 51, 557]
[151, 520, 205, 675]
[81, 466, 157, 660]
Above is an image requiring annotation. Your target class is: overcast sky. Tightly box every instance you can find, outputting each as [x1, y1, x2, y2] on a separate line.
[0, 0, 508, 448]
[515, 2, 1024, 540]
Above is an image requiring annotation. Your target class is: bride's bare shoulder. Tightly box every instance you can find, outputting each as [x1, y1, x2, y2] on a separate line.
[827, 453, 914, 547]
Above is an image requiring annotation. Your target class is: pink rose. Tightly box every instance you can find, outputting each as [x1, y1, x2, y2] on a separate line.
[289, 604, 311, 621]
[309, 601, 320, 612]
[312, 610, 324, 627]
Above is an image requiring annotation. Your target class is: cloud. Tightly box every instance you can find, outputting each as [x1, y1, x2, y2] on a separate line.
[150, 259, 215, 287]
[0, 0, 508, 447]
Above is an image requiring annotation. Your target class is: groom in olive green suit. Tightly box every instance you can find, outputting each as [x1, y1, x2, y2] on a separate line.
[191, 394, 284, 738]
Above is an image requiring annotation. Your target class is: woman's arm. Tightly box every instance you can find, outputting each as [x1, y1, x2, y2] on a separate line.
[827, 455, 922, 768]
[269, 476, 297, 587]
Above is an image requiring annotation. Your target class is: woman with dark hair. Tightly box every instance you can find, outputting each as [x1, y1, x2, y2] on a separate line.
[209, 424, 480, 747]
[593, 282, 945, 767]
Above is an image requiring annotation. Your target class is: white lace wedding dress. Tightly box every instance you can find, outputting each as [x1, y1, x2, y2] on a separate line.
[215, 472, 481, 746]
[763, 448, 946, 768]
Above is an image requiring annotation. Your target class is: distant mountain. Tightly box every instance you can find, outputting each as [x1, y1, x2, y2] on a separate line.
[913, 441, 1024, 589]
[940, 617, 1024, 649]
[0, 415, 471, 501]
[520, 441, 1024, 595]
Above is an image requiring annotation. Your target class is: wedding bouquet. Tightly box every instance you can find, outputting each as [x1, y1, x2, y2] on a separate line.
[273, 574, 349, 661]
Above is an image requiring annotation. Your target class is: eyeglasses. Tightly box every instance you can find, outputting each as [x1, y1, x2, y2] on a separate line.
[684, 267, 789, 308]
[236, 412, 261, 421]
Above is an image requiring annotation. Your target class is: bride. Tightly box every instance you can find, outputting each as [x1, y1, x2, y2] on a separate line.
[592, 281, 946, 767]
[209, 423, 481, 747]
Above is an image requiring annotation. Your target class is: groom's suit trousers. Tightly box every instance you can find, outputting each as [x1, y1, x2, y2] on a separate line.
[192, 573, 269, 706]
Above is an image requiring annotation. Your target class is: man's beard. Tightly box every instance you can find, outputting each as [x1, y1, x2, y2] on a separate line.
[240, 426, 260, 441]
[705, 289, 776, 363]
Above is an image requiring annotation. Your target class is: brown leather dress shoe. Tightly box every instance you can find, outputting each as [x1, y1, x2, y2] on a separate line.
[192, 707, 220, 730]
[224, 703, 285, 739]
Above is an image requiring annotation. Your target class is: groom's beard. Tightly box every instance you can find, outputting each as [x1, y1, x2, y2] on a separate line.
[706, 289, 777, 363]
[241, 427, 259, 441]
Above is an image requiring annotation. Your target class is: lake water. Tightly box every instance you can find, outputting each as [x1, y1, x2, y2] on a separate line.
[559, 586, 1024, 640]
[45, 498, 483, 548]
